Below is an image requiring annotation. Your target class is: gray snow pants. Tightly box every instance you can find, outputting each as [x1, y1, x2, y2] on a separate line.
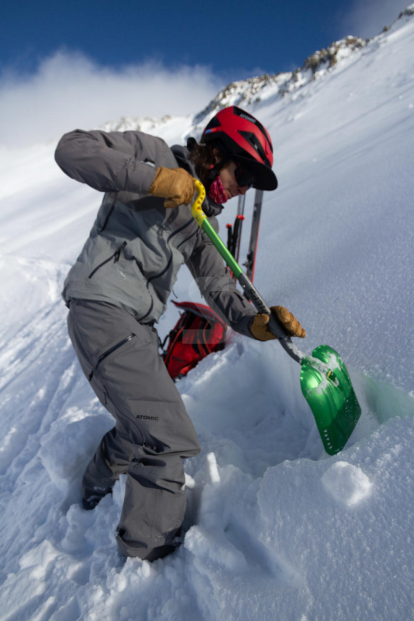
[67, 299, 201, 560]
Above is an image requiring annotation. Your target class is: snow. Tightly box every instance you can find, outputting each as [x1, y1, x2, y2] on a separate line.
[321, 460, 372, 505]
[0, 5, 414, 620]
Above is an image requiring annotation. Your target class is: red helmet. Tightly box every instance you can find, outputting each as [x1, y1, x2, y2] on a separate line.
[201, 106, 277, 191]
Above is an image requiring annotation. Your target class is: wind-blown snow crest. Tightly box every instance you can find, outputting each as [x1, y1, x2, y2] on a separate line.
[192, 36, 368, 129]
[0, 4, 414, 620]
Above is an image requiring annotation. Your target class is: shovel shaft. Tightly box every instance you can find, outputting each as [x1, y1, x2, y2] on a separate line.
[190, 183, 362, 455]
[191, 180, 304, 365]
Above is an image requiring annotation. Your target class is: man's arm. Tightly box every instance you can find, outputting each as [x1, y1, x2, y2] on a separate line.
[186, 218, 257, 338]
[54, 129, 164, 194]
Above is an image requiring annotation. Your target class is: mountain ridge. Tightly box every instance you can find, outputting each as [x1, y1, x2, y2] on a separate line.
[100, 3, 414, 136]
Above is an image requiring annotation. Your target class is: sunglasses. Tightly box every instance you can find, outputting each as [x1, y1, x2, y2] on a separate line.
[234, 163, 256, 189]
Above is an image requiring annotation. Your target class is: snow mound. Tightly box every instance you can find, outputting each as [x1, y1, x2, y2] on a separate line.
[321, 461, 372, 506]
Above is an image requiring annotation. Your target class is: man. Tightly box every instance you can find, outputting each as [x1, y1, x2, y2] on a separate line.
[55, 105, 305, 561]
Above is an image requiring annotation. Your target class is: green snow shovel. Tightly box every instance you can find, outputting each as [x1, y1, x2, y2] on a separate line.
[192, 180, 361, 455]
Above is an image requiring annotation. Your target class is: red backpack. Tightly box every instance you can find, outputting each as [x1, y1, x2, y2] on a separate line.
[162, 301, 227, 380]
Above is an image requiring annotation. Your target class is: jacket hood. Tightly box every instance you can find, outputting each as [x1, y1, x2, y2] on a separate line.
[171, 143, 224, 218]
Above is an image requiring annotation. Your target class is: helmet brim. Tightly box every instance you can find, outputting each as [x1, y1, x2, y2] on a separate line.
[234, 154, 278, 191]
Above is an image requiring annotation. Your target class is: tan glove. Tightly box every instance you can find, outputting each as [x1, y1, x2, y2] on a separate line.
[250, 306, 306, 341]
[148, 167, 196, 208]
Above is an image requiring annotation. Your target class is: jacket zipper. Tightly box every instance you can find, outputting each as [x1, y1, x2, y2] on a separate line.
[149, 218, 194, 284]
[136, 218, 195, 322]
[88, 334, 135, 381]
[150, 219, 194, 283]
[177, 228, 198, 250]
[88, 241, 127, 279]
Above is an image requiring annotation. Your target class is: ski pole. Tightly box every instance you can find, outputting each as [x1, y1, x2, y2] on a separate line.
[226, 215, 244, 279]
[191, 179, 304, 365]
[235, 194, 246, 264]
[244, 189, 263, 282]
[232, 215, 244, 260]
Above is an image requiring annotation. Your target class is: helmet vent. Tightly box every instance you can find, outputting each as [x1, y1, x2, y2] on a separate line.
[239, 131, 271, 168]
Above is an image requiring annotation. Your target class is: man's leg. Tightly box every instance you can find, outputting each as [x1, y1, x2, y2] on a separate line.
[68, 302, 132, 508]
[81, 428, 130, 509]
[67, 300, 201, 560]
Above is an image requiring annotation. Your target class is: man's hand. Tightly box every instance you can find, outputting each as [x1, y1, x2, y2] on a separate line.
[250, 306, 306, 341]
[148, 167, 196, 208]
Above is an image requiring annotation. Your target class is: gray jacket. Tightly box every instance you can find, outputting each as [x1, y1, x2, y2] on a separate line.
[55, 129, 256, 336]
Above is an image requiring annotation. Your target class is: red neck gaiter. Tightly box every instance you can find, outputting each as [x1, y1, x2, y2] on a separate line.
[208, 174, 228, 204]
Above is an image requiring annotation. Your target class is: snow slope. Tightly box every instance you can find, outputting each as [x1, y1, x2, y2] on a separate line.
[0, 5, 414, 620]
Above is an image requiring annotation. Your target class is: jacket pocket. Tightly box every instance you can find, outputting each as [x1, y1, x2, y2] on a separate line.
[88, 241, 127, 279]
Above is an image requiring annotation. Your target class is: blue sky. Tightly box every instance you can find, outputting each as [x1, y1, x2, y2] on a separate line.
[0, 0, 409, 146]
[1, 0, 407, 77]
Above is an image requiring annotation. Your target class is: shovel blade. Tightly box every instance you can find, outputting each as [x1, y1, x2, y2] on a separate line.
[300, 345, 361, 455]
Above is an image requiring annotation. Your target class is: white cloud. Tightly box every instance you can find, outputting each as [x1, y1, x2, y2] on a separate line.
[0, 50, 224, 148]
[341, 0, 411, 39]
